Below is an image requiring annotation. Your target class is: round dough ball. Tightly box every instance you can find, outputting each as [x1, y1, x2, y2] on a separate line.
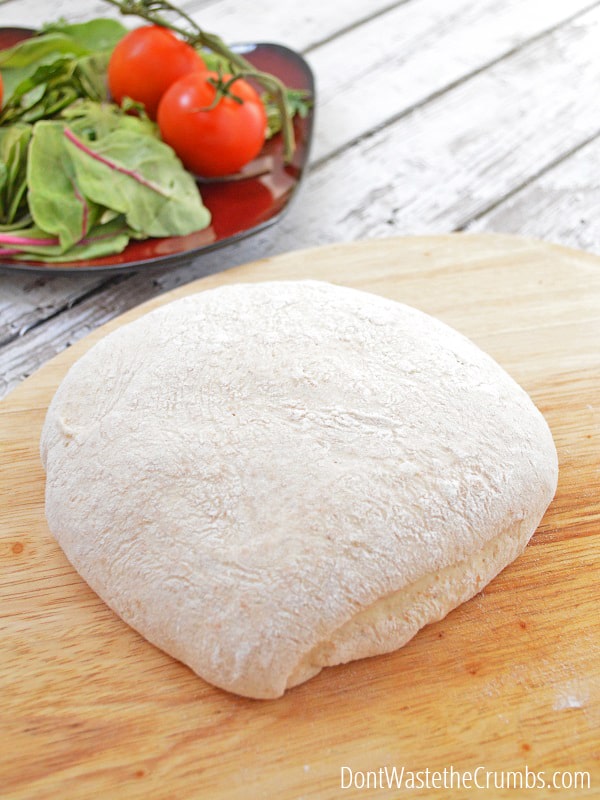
[41, 280, 558, 698]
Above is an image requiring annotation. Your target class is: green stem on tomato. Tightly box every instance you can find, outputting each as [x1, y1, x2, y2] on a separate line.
[102, 0, 297, 162]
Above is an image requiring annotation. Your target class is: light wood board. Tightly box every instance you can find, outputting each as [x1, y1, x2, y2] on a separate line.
[1, 234, 598, 799]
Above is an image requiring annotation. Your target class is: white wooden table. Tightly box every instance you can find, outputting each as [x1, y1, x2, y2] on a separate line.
[1, 0, 599, 399]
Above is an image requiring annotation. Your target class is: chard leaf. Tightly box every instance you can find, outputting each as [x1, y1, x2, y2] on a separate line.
[0, 53, 114, 125]
[0, 34, 86, 107]
[1, 216, 132, 261]
[64, 127, 211, 237]
[62, 99, 158, 140]
[40, 19, 128, 52]
[1, 58, 77, 125]
[0, 54, 63, 111]
[0, 123, 32, 226]
[0, 20, 125, 115]
[0, 222, 59, 249]
[201, 51, 232, 73]
[0, 32, 89, 70]
[27, 120, 101, 250]
[75, 52, 112, 102]
[0, 216, 32, 232]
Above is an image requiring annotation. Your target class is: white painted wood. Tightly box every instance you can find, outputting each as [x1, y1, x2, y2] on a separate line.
[465, 135, 600, 254]
[2, 0, 595, 163]
[0, 0, 125, 27]
[0, 0, 402, 50]
[0, 281, 136, 396]
[0, 276, 109, 341]
[1, 0, 600, 396]
[281, 4, 600, 243]
[1, 0, 593, 336]
[307, 0, 597, 162]
[186, 0, 404, 52]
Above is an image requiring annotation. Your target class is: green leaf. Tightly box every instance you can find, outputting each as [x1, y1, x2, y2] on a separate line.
[0, 20, 126, 113]
[40, 19, 128, 52]
[74, 52, 112, 103]
[0, 32, 89, 70]
[3, 216, 132, 262]
[0, 56, 61, 110]
[27, 120, 101, 250]
[263, 88, 313, 139]
[0, 34, 87, 106]
[64, 126, 211, 238]
[1, 52, 117, 126]
[0, 123, 32, 225]
[201, 51, 232, 73]
[0, 57, 76, 125]
[62, 99, 158, 140]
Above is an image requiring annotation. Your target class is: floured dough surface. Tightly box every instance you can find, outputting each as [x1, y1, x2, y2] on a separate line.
[40, 280, 558, 698]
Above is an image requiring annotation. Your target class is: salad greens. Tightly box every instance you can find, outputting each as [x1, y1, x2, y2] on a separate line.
[0, 4, 311, 264]
[28, 120, 102, 250]
[0, 123, 32, 229]
[4, 104, 210, 261]
[0, 18, 211, 262]
[63, 120, 210, 238]
[0, 19, 127, 124]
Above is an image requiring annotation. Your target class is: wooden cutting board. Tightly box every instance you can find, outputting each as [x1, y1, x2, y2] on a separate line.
[1, 234, 598, 799]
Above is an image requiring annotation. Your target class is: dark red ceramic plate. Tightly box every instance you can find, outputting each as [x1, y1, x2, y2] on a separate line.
[0, 27, 315, 273]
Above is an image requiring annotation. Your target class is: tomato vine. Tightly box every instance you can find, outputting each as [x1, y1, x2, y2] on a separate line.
[103, 0, 311, 162]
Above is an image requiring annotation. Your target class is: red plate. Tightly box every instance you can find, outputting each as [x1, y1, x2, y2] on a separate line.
[0, 28, 315, 273]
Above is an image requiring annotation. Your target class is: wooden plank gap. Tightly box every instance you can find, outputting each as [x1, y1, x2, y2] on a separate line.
[311, 0, 600, 171]
[302, 0, 414, 54]
[454, 127, 600, 232]
[0, 274, 130, 351]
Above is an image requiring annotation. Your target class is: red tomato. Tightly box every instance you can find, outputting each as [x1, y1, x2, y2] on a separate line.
[157, 71, 267, 177]
[108, 25, 206, 119]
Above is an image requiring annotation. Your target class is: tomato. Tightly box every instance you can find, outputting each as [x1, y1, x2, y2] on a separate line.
[108, 25, 206, 119]
[157, 71, 267, 177]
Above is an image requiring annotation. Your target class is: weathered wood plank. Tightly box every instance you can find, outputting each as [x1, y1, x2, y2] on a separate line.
[0, 0, 413, 348]
[0, 0, 125, 27]
[0, 276, 109, 343]
[0, 0, 404, 49]
[1, 0, 594, 341]
[284, 4, 600, 242]
[0, 276, 134, 397]
[306, 0, 598, 162]
[2, 1, 600, 396]
[5, 0, 592, 164]
[465, 134, 600, 254]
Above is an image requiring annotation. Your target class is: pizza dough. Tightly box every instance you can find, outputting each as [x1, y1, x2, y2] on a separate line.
[40, 280, 558, 698]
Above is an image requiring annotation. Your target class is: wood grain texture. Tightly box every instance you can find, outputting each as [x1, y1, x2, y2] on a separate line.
[0, 0, 600, 396]
[466, 133, 600, 252]
[0, 0, 400, 47]
[1, 234, 598, 799]
[306, 0, 597, 162]
[2, 0, 600, 398]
